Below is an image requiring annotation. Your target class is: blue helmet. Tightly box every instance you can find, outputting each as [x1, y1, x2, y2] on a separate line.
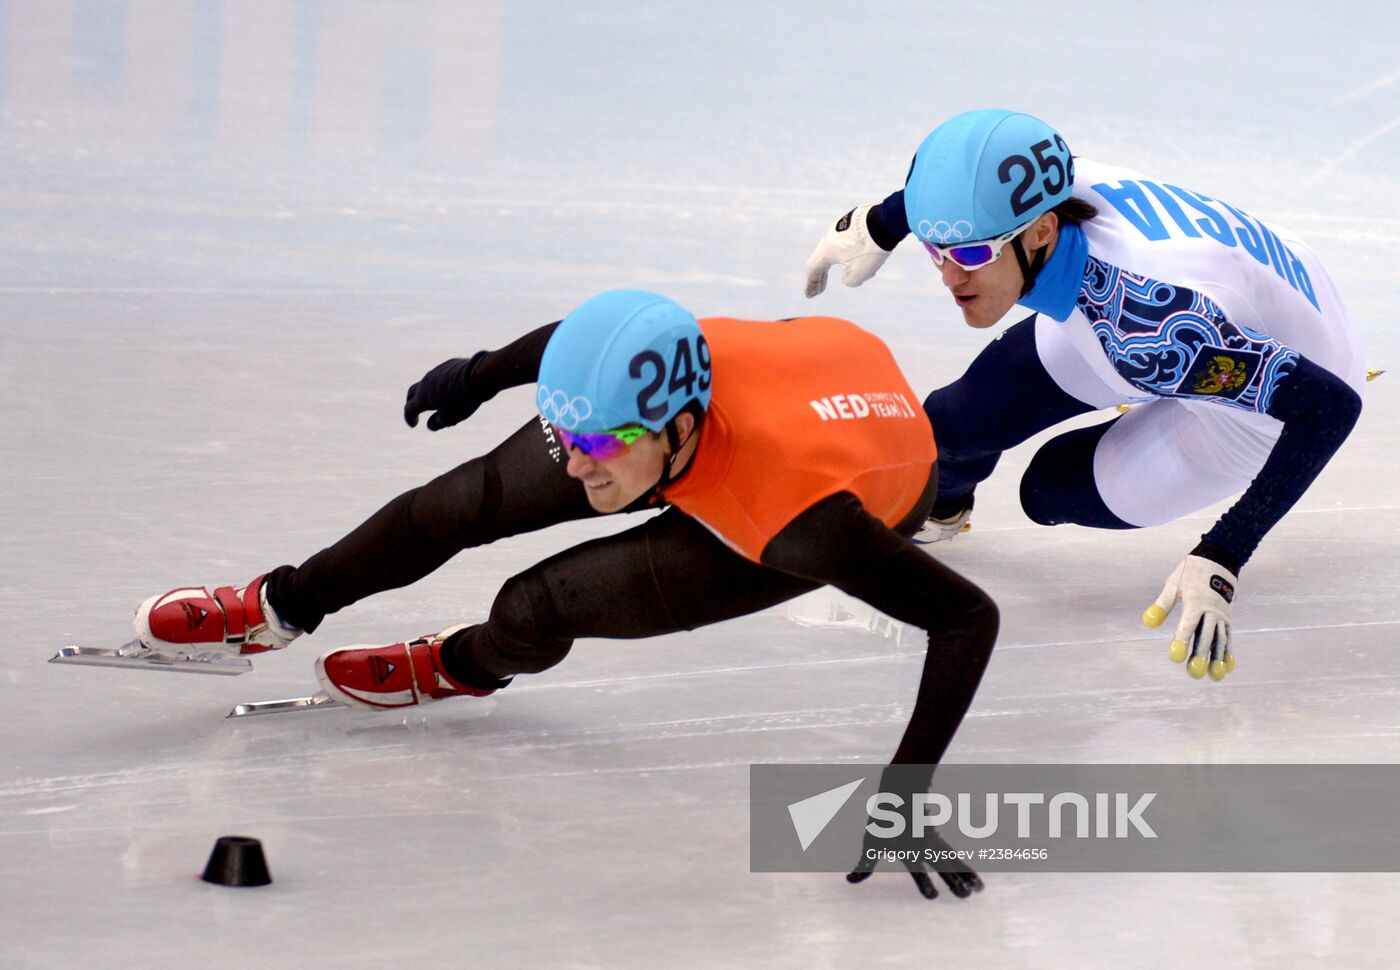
[904, 109, 1074, 246]
[537, 290, 711, 434]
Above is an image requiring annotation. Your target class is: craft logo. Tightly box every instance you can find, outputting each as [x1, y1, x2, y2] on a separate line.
[538, 416, 565, 463]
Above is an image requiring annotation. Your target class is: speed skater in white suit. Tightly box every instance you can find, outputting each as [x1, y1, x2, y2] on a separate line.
[804, 108, 1366, 682]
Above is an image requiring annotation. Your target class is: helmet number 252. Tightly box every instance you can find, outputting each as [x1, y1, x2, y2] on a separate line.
[998, 136, 1072, 219]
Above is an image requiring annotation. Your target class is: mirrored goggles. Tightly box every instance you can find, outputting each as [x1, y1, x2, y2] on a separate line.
[554, 424, 649, 460]
[920, 220, 1032, 271]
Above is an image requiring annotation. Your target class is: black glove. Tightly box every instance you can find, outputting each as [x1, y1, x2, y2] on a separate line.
[403, 352, 491, 431]
[845, 764, 984, 901]
[846, 826, 984, 900]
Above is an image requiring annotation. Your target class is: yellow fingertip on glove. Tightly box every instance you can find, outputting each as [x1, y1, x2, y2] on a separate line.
[1225, 653, 1236, 674]
[1208, 659, 1228, 681]
[1167, 639, 1189, 664]
[1143, 605, 1168, 628]
[1186, 656, 1208, 680]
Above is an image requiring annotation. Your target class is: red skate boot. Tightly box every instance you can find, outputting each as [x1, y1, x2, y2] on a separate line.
[314, 625, 504, 710]
[134, 574, 302, 660]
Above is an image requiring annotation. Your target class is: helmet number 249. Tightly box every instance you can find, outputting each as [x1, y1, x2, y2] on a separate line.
[629, 336, 712, 423]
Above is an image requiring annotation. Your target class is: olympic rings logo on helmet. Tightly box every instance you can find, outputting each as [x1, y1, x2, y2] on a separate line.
[537, 386, 594, 430]
[917, 219, 975, 244]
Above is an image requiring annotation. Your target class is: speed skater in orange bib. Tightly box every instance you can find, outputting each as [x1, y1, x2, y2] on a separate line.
[130, 290, 998, 901]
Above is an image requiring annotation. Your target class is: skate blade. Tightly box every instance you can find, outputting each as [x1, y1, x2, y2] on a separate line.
[50, 641, 254, 676]
[226, 692, 343, 718]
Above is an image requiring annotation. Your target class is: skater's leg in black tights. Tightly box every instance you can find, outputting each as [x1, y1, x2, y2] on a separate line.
[439, 468, 998, 768]
[438, 507, 820, 681]
[265, 418, 599, 633]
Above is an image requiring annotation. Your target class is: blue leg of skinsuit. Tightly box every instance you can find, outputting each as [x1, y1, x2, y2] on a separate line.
[924, 312, 1133, 529]
[1020, 420, 1137, 529]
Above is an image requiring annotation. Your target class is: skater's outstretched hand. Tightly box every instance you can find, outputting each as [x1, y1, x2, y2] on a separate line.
[844, 765, 984, 901]
[804, 203, 893, 299]
[404, 352, 491, 431]
[845, 825, 984, 901]
[1142, 554, 1238, 681]
[405, 323, 562, 431]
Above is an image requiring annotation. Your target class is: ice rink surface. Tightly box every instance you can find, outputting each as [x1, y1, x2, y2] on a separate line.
[2, 2, 1399, 967]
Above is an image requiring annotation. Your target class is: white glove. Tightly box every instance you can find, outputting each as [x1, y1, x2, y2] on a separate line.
[804, 204, 892, 298]
[1142, 555, 1238, 681]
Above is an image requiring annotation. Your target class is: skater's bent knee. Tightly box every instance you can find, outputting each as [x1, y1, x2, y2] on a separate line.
[484, 572, 573, 673]
[965, 591, 1000, 639]
[1019, 424, 1134, 530]
[1019, 476, 1061, 527]
[493, 572, 551, 634]
[945, 584, 1000, 650]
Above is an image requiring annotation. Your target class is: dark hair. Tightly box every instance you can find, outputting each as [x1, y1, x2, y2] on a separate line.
[1052, 196, 1098, 226]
